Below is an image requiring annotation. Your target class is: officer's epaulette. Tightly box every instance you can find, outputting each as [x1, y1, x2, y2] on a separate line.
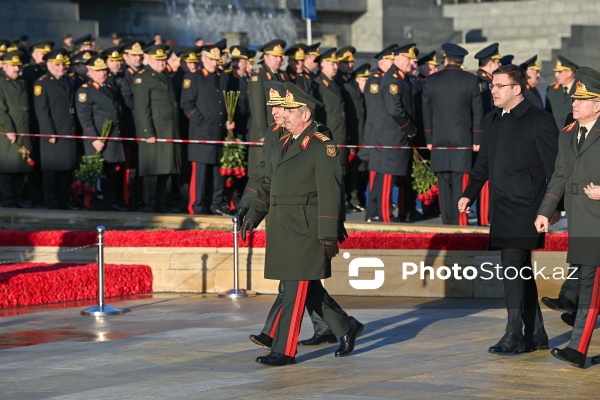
[397, 70, 405, 80]
[138, 69, 146, 75]
[92, 82, 101, 90]
[562, 121, 576, 133]
[279, 72, 287, 82]
[266, 71, 273, 80]
[107, 83, 112, 88]
[552, 82, 560, 90]
[38, 74, 48, 81]
[126, 67, 135, 75]
[201, 67, 209, 78]
[322, 78, 329, 88]
[289, 72, 296, 80]
[526, 84, 531, 90]
[300, 134, 312, 150]
[313, 131, 331, 142]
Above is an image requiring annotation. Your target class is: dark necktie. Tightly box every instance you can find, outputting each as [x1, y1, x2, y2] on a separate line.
[564, 86, 568, 96]
[282, 136, 294, 156]
[578, 127, 587, 151]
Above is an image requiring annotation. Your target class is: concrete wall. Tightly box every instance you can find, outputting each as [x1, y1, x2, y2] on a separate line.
[0, 245, 569, 299]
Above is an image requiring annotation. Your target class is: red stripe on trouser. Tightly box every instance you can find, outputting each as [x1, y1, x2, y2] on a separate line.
[459, 173, 469, 226]
[285, 280, 309, 357]
[578, 267, 600, 354]
[369, 171, 376, 192]
[123, 146, 131, 206]
[480, 181, 490, 225]
[269, 309, 282, 338]
[382, 174, 392, 222]
[187, 162, 197, 215]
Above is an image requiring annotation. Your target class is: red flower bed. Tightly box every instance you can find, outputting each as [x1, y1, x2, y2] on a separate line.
[0, 263, 152, 309]
[0, 230, 569, 251]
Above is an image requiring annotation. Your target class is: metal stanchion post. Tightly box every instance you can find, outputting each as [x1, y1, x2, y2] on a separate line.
[82, 226, 124, 316]
[219, 216, 249, 298]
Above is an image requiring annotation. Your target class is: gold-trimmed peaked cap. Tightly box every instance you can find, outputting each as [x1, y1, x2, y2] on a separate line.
[337, 46, 357, 62]
[102, 46, 123, 61]
[2, 50, 24, 66]
[265, 81, 286, 106]
[353, 63, 371, 78]
[0, 39, 10, 54]
[374, 44, 398, 60]
[260, 39, 286, 57]
[201, 44, 221, 60]
[571, 66, 600, 100]
[73, 34, 93, 46]
[519, 55, 540, 71]
[417, 51, 438, 66]
[86, 55, 108, 71]
[145, 44, 169, 60]
[122, 40, 146, 55]
[317, 47, 337, 63]
[230, 45, 250, 59]
[248, 49, 257, 64]
[30, 40, 54, 55]
[177, 46, 201, 63]
[214, 39, 228, 53]
[285, 43, 308, 61]
[395, 43, 418, 60]
[43, 48, 69, 64]
[72, 50, 97, 64]
[474, 42, 501, 62]
[306, 42, 321, 57]
[553, 55, 578, 72]
[282, 81, 324, 109]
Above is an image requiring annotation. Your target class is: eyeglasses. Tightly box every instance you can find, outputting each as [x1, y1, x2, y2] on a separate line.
[489, 83, 518, 89]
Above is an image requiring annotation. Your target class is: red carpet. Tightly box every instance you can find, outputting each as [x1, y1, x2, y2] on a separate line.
[0, 263, 152, 309]
[0, 230, 569, 251]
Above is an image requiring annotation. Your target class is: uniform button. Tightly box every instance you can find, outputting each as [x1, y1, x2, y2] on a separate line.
[219, 124, 222, 126]
[220, 112, 222, 114]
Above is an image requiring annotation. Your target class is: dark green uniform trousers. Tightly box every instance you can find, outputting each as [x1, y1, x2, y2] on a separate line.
[568, 265, 600, 355]
[272, 280, 353, 357]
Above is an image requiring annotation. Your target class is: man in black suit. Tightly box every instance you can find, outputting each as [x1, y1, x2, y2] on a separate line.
[459, 64, 560, 354]
[75, 55, 126, 211]
[423, 43, 483, 225]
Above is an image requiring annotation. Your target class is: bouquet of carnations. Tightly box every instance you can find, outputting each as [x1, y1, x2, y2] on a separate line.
[220, 91, 246, 188]
[411, 149, 439, 206]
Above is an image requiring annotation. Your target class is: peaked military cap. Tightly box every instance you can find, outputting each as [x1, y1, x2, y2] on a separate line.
[353, 63, 371, 77]
[519, 55, 540, 71]
[201, 44, 221, 60]
[265, 81, 286, 106]
[121, 41, 146, 55]
[86, 55, 108, 71]
[2, 50, 25, 66]
[145, 44, 169, 60]
[337, 46, 357, 62]
[441, 43, 468, 61]
[395, 43, 418, 60]
[43, 48, 69, 63]
[0, 39, 9, 53]
[571, 67, 600, 100]
[248, 49, 257, 64]
[177, 46, 201, 63]
[285, 43, 308, 61]
[7, 41, 19, 52]
[74, 34, 93, 46]
[214, 38, 228, 53]
[72, 50, 97, 64]
[111, 32, 122, 40]
[374, 44, 398, 60]
[306, 42, 321, 56]
[230, 45, 251, 59]
[417, 51, 438, 66]
[102, 47, 123, 61]
[30, 40, 54, 54]
[499, 54, 514, 65]
[474, 42, 501, 62]
[282, 81, 324, 109]
[260, 39, 286, 57]
[553, 55, 578, 72]
[317, 48, 338, 63]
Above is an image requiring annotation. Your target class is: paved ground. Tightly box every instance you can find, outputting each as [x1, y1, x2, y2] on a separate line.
[0, 294, 598, 399]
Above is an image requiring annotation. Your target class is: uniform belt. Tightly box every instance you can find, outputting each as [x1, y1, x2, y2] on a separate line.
[571, 183, 586, 194]
[270, 195, 318, 205]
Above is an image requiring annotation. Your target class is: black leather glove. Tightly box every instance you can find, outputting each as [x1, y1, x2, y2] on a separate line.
[320, 239, 339, 259]
[236, 207, 248, 230]
[338, 221, 348, 244]
[240, 219, 255, 241]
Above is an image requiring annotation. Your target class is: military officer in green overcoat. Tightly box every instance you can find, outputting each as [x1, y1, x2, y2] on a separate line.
[133, 44, 181, 212]
[0, 51, 33, 207]
[285, 43, 312, 94]
[241, 82, 363, 367]
[545, 55, 579, 129]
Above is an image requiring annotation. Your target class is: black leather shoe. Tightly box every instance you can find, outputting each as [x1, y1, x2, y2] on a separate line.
[256, 352, 295, 366]
[249, 333, 272, 350]
[541, 296, 574, 312]
[298, 333, 337, 346]
[350, 204, 366, 212]
[561, 312, 576, 327]
[211, 207, 230, 217]
[551, 347, 586, 368]
[335, 320, 364, 357]
[366, 216, 380, 222]
[591, 355, 600, 365]
[488, 332, 524, 354]
[524, 333, 549, 352]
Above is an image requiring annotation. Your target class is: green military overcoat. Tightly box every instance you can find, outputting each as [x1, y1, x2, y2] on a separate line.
[0, 74, 32, 173]
[246, 121, 342, 280]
